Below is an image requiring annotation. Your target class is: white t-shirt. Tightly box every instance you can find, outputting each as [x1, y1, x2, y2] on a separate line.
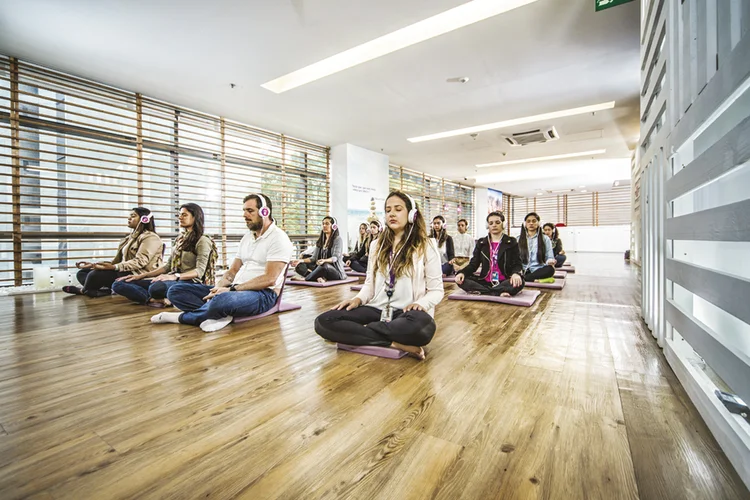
[454, 232, 474, 258]
[233, 223, 293, 290]
[368, 271, 415, 311]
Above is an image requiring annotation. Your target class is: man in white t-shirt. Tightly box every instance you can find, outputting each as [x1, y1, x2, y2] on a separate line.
[450, 218, 475, 273]
[151, 193, 293, 332]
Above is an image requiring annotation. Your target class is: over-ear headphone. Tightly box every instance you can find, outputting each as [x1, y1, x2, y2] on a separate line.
[329, 216, 338, 231]
[404, 194, 418, 224]
[140, 212, 153, 224]
[254, 194, 270, 218]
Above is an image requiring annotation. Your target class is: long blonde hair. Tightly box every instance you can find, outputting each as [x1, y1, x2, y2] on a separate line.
[372, 191, 429, 278]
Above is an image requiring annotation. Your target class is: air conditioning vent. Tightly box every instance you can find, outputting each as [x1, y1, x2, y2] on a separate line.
[502, 126, 559, 147]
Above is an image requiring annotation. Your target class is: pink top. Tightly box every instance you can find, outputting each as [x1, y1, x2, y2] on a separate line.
[485, 241, 506, 283]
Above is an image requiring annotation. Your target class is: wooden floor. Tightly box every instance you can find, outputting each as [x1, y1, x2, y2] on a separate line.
[0, 254, 747, 499]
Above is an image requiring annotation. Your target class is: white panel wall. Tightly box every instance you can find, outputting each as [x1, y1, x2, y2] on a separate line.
[557, 226, 631, 253]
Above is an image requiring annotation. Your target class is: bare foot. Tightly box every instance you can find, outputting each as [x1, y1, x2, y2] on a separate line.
[290, 275, 306, 281]
[391, 342, 426, 360]
[317, 277, 327, 283]
[500, 292, 511, 297]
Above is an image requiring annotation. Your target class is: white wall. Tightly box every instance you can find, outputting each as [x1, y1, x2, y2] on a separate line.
[329, 144, 389, 250]
[557, 225, 630, 253]
[474, 187, 488, 238]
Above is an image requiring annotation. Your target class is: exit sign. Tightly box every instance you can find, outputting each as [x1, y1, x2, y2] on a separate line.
[596, 0, 634, 11]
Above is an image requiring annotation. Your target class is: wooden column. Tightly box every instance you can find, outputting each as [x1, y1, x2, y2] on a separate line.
[220, 118, 227, 268]
[10, 58, 22, 286]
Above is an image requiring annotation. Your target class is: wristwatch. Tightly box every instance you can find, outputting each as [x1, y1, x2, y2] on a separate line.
[174, 273, 181, 281]
[229, 283, 238, 292]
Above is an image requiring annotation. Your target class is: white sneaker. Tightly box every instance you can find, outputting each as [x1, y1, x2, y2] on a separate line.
[199, 316, 234, 332]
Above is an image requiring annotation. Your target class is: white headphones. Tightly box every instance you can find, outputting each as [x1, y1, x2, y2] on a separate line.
[140, 211, 153, 224]
[254, 194, 271, 218]
[403, 193, 418, 224]
[329, 216, 338, 231]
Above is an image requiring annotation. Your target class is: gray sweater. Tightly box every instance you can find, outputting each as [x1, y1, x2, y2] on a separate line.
[312, 235, 347, 280]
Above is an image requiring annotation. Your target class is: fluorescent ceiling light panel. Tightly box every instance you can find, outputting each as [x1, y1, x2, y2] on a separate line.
[476, 149, 606, 168]
[262, 0, 539, 93]
[408, 101, 616, 143]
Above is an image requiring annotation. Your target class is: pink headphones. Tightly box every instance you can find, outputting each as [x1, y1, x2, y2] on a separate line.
[254, 194, 270, 218]
[329, 216, 338, 231]
[140, 212, 153, 224]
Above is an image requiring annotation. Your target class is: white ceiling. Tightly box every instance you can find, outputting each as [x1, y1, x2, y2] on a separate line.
[0, 0, 641, 197]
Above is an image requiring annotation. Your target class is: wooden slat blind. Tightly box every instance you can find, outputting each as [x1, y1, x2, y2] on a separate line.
[0, 54, 329, 286]
[389, 165, 475, 236]
[508, 189, 631, 230]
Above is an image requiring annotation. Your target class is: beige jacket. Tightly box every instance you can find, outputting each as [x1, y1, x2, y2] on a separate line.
[355, 238, 444, 317]
[113, 231, 164, 274]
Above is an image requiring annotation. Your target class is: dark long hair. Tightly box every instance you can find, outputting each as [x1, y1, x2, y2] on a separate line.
[373, 191, 429, 279]
[132, 207, 156, 237]
[518, 212, 545, 265]
[178, 203, 205, 253]
[431, 215, 448, 248]
[543, 222, 559, 241]
[316, 216, 340, 250]
[363, 220, 381, 255]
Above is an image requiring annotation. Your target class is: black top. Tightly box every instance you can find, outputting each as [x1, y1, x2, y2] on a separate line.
[551, 238, 564, 256]
[461, 234, 523, 280]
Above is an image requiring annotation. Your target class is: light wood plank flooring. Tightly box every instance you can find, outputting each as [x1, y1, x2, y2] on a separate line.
[0, 253, 747, 499]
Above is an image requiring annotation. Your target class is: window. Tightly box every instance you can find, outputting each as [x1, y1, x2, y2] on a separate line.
[388, 165, 475, 237]
[0, 55, 329, 286]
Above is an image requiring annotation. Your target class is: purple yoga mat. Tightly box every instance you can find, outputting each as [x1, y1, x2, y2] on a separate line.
[233, 302, 302, 323]
[350, 285, 363, 291]
[346, 271, 366, 277]
[285, 276, 359, 287]
[447, 289, 540, 307]
[525, 279, 565, 290]
[559, 266, 575, 273]
[553, 271, 567, 279]
[443, 276, 456, 283]
[337, 343, 408, 359]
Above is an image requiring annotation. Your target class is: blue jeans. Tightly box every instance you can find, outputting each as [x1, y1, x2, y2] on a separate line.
[112, 279, 181, 304]
[554, 254, 567, 267]
[166, 282, 214, 311]
[173, 287, 278, 326]
[441, 262, 454, 276]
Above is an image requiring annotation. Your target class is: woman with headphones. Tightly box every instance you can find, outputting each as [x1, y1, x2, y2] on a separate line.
[455, 211, 524, 296]
[63, 207, 163, 297]
[315, 191, 443, 360]
[430, 215, 455, 276]
[112, 203, 217, 306]
[346, 219, 381, 273]
[292, 216, 347, 282]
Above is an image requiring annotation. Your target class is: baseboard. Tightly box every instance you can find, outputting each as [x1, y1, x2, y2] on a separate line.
[665, 337, 750, 490]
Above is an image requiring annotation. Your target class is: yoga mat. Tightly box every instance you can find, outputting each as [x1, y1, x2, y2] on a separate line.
[559, 265, 575, 273]
[525, 279, 565, 290]
[233, 302, 302, 323]
[554, 271, 567, 279]
[337, 343, 408, 359]
[285, 276, 359, 287]
[346, 271, 366, 277]
[448, 289, 540, 307]
[443, 276, 456, 283]
[350, 285, 363, 291]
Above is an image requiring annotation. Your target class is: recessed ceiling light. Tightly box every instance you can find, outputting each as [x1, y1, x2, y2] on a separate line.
[581, 189, 588, 193]
[579, 185, 586, 188]
[476, 149, 606, 168]
[536, 192, 543, 196]
[262, 0, 540, 93]
[408, 101, 616, 143]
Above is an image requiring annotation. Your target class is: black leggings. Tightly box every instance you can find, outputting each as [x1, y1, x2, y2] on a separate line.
[458, 275, 524, 296]
[524, 265, 555, 281]
[349, 259, 367, 273]
[76, 268, 130, 297]
[296, 262, 342, 281]
[315, 306, 436, 347]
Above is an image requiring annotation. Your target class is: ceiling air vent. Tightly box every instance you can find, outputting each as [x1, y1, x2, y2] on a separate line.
[502, 126, 559, 147]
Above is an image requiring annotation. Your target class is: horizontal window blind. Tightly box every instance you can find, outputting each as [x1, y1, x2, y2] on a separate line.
[507, 189, 631, 230]
[0, 55, 329, 286]
[389, 165, 475, 237]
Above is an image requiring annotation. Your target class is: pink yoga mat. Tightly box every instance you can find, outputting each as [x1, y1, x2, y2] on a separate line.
[350, 285, 363, 291]
[337, 343, 408, 359]
[525, 280, 565, 290]
[443, 276, 456, 283]
[553, 271, 567, 279]
[233, 302, 302, 323]
[559, 266, 575, 273]
[447, 289, 540, 307]
[285, 276, 359, 287]
[346, 271, 366, 277]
